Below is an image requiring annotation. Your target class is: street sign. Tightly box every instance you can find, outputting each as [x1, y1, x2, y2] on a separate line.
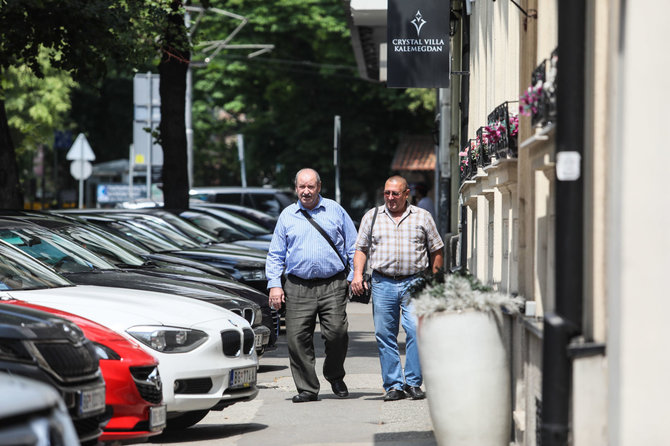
[70, 160, 93, 181]
[66, 133, 96, 161]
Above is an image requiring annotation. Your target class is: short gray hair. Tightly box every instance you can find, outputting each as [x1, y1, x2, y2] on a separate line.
[294, 168, 321, 185]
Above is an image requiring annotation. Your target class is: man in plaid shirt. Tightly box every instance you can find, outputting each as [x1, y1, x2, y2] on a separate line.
[351, 175, 443, 402]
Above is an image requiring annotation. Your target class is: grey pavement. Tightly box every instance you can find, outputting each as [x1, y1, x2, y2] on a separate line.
[138, 302, 436, 446]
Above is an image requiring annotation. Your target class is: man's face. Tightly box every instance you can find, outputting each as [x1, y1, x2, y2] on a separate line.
[295, 171, 321, 210]
[384, 180, 409, 213]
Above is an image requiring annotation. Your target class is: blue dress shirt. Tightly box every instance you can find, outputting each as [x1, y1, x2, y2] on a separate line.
[266, 196, 358, 289]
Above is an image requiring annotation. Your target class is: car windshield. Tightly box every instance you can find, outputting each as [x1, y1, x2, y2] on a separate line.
[179, 212, 247, 242]
[149, 213, 219, 244]
[0, 241, 72, 290]
[125, 218, 201, 249]
[0, 226, 115, 273]
[106, 220, 182, 252]
[51, 225, 145, 267]
[196, 208, 270, 237]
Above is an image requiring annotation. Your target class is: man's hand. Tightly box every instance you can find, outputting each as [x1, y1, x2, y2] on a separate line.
[269, 287, 285, 310]
[349, 273, 368, 296]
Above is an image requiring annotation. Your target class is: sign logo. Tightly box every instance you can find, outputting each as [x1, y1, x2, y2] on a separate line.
[411, 10, 427, 36]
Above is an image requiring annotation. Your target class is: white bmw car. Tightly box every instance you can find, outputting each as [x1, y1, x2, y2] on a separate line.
[0, 240, 258, 429]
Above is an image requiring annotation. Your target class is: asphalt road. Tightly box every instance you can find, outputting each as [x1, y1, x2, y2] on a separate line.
[135, 302, 437, 446]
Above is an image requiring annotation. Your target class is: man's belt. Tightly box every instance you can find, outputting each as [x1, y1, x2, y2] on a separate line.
[287, 270, 346, 284]
[373, 270, 417, 281]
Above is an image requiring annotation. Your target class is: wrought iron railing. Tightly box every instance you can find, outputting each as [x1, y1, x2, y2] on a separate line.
[521, 48, 558, 128]
[486, 101, 519, 160]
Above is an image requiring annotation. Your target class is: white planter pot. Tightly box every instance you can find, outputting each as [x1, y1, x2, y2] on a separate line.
[418, 309, 510, 446]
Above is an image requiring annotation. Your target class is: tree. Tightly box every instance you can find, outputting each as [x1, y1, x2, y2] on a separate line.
[188, 0, 434, 217]
[0, 0, 146, 207]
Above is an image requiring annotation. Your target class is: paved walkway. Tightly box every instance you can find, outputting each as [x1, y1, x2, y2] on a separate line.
[141, 302, 437, 446]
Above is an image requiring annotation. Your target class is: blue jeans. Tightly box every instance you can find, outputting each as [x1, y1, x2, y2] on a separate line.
[371, 272, 422, 391]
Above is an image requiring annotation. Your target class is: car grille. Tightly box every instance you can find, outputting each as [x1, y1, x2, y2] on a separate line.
[221, 327, 255, 357]
[130, 366, 163, 404]
[230, 307, 255, 324]
[174, 378, 212, 394]
[32, 340, 99, 380]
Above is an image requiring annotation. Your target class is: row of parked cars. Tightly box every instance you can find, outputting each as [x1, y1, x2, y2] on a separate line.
[0, 197, 288, 445]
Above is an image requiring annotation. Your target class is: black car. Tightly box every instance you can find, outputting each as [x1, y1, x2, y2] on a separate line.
[0, 217, 273, 355]
[191, 202, 278, 231]
[65, 211, 270, 293]
[0, 303, 109, 444]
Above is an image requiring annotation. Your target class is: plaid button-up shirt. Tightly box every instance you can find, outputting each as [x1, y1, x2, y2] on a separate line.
[355, 203, 444, 276]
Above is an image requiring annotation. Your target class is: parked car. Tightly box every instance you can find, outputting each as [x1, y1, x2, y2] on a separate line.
[178, 208, 271, 252]
[67, 211, 270, 293]
[0, 217, 271, 355]
[6, 300, 166, 443]
[191, 202, 279, 231]
[24, 211, 277, 348]
[189, 186, 294, 217]
[0, 240, 259, 429]
[0, 372, 80, 445]
[0, 302, 108, 444]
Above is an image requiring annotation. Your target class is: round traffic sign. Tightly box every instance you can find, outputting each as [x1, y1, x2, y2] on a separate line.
[70, 160, 93, 180]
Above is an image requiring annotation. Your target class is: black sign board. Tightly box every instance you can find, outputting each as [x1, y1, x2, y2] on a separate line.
[387, 0, 451, 88]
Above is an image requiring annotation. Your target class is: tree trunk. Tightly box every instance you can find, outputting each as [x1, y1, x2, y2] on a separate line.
[158, 2, 190, 210]
[0, 97, 24, 208]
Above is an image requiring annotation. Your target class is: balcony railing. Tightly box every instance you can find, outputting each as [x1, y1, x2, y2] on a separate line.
[486, 101, 519, 160]
[459, 102, 520, 185]
[521, 48, 558, 128]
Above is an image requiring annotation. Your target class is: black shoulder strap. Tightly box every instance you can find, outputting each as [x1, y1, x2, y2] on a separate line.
[299, 209, 348, 271]
[363, 206, 379, 271]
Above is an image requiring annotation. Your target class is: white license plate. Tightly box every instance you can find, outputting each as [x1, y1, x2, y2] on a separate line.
[254, 333, 263, 348]
[149, 405, 167, 431]
[78, 386, 106, 416]
[229, 366, 256, 389]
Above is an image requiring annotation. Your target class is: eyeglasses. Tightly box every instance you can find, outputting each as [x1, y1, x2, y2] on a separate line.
[383, 190, 403, 197]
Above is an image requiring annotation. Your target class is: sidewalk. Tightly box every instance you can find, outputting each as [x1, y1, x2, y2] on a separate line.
[144, 302, 436, 446]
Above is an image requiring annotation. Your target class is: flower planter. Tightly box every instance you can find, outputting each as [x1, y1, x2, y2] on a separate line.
[418, 309, 510, 446]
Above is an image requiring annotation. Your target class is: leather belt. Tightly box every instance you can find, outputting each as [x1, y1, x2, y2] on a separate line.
[373, 270, 416, 281]
[287, 270, 346, 284]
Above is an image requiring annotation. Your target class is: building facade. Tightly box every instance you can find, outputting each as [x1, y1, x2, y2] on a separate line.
[347, 0, 670, 444]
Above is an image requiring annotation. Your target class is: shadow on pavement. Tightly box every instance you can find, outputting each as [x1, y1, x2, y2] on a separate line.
[147, 423, 267, 443]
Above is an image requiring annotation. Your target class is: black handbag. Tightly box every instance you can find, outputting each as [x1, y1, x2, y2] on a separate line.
[348, 206, 378, 304]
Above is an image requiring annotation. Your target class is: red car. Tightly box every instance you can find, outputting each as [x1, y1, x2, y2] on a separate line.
[6, 299, 167, 443]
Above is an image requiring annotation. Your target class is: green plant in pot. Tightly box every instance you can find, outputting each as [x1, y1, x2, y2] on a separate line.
[410, 272, 524, 446]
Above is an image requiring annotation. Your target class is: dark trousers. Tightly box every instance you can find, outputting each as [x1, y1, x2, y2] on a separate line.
[284, 272, 349, 395]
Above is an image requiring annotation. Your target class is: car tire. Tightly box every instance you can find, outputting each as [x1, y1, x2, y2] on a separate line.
[166, 410, 210, 430]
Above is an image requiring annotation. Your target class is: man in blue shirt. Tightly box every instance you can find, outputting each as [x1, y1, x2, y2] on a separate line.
[266, 168, 357, 403]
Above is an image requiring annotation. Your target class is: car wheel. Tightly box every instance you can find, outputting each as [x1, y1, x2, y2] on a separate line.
[166, 410, 210, 430]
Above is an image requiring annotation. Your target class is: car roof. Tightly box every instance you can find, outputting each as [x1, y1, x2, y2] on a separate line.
[189, 186, 292, 194]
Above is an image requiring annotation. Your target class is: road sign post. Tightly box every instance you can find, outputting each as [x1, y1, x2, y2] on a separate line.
[66, 133, 96, 208]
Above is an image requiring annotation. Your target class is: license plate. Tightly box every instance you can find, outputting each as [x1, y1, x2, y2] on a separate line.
[149, 405, 167, 431]
[254, 333, 263, 348]
[78, 386, 106, 416]
[229, 366, 256, 389]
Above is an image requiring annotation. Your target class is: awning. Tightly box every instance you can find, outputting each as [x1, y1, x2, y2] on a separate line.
[391, 135, 436, 171]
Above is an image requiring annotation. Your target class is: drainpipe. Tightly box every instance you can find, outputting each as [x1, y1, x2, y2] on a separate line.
[541, 0, 585, 445]
[456, 10, 470, 273]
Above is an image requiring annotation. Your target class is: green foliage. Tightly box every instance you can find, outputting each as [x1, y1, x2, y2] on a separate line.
[1, 48, 76, 164]
[188, 0, 434, 218]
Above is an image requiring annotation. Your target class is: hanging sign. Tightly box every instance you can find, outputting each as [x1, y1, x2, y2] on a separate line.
[387, 0, 451, 88]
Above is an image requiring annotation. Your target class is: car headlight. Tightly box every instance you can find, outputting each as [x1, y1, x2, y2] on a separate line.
[238, 268, 266, 281]
[126, 326, 208, 353]
[254, 307, 263, 326]
[93, 342, 121, 360]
